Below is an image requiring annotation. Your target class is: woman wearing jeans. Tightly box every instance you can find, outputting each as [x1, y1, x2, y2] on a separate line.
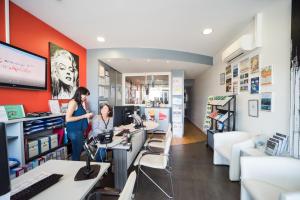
[66, 87, 93, 161]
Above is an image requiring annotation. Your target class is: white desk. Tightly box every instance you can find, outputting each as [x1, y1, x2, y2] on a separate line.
[11, 160, 110, 200]
[241, 147, 268, 156]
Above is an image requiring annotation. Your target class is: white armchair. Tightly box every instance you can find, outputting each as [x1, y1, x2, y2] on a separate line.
[241, 156, 300, 200]
[213, 131, 256, 181]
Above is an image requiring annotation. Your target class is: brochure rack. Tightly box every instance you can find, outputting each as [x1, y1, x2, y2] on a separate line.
[207, 95, 236, 149]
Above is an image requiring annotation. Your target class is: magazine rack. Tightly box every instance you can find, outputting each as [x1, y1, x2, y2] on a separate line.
[207, 95, 236, 149]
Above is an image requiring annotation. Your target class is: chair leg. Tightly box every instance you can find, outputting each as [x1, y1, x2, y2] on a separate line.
[135, 166, 141, 194]
[167, 168, 175, 199]
[140, 167, 173, 199]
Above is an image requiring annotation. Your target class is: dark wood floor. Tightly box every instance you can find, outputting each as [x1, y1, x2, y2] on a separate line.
[134, 141, 240, 200]
[94, 121, 240, 200]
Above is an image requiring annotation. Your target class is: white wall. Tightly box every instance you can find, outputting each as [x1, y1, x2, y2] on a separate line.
[191, 0, 291, 136]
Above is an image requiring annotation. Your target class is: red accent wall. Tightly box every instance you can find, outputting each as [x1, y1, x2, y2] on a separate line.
[0, 0, 5, 41]
[0, 2, 87, 113]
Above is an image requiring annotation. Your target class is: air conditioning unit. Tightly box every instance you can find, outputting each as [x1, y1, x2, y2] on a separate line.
[222, 13, 262, 63]
[222, 34, 254, 63]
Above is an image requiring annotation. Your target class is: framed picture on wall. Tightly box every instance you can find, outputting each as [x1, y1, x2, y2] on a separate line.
[49, 42, 79, 99]
[248, 99, 259, 117]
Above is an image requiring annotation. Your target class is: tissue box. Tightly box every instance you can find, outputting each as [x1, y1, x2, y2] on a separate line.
[27, 140, 39, 159]
[38, 137, 49, 153]
[48, 134, 58, 149]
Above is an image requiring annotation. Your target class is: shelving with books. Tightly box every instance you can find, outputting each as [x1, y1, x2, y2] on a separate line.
[207, 95, 236, 149]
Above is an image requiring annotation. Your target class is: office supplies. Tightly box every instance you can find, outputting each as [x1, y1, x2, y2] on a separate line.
[96, 130, 113, 144]
[27, 140, 39, 159]
[38, 137, 50, 153]
[48, 100, 61, 114]
[11, 173, 63, 200]
[48, 134, 58, 149]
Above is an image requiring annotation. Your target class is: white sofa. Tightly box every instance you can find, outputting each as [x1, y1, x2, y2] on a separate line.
[213, 131, 256, 181]
[241, 156, 300, 200]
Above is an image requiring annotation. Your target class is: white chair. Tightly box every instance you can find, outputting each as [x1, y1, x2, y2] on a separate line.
[241, 156, 300, 200]
[119, 171, 137, 200]
[134, 131, 174, 199]
[213, 131, 256, 181]
[144, 123, 172, 150]
[87, 171, 136, 200]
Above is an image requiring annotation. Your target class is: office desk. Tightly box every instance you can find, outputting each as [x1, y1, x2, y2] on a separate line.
[97, 126, 146, 191]
[11, 160, 110, 200]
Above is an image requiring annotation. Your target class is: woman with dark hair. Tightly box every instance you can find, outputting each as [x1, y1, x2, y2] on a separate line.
[92, 103, 114, 162]
[66, 87, 93, 161]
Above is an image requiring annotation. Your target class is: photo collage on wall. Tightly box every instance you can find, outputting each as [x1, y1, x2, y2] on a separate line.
[239, 58, 249, 92]
[232, 63, 239, 94]
[223, 52, 274, 114]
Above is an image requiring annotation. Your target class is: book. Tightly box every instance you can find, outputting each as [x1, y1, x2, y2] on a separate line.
[218, 112, 230, 122]
[209, 111, 218, 118]
[275, 133, 288, 153]
[265, 139, 278, 156]
[269, 137, 281, 155]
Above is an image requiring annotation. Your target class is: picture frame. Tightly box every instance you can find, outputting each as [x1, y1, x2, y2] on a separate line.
[248, 99, 259, 117]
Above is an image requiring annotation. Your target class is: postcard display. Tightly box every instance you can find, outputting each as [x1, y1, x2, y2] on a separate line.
[205, 95, 236, 149]
[172, 70, 184, 137]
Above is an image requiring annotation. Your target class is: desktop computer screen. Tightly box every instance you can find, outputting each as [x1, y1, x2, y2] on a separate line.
[113, 106, 135, 126]
[0, 123, 10, 196]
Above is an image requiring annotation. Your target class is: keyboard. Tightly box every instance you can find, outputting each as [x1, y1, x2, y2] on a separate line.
[115, 129, 130, 137]
[11, 173, 63, 200]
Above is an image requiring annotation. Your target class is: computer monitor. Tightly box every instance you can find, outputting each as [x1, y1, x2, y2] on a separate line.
[123, 106, 134, 125]
[0, 123, 10, 197]
[113, 106, 135, 126]
[113, 106, 125, 127]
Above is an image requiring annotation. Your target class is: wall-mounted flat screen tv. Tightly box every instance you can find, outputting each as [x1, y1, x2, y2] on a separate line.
[0, 42, 47, 90]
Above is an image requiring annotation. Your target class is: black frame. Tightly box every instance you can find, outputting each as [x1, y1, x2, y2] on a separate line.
[248, 99, 259, 117]
[0, 41, 47, 90]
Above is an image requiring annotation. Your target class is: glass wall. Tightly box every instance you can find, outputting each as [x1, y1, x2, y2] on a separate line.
[124, 73, 170, 106]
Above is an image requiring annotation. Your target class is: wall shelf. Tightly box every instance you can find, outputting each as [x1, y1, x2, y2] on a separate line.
[26, 144, 67, 163]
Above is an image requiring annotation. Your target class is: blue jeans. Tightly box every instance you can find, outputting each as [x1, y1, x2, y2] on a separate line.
[68, 131, 84, 161]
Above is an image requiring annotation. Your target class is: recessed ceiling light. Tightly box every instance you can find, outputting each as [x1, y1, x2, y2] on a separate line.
[147, 59, 151, 62]
[107, 59, 111, 62]
[97, 36, 105, 42]
[166, 60, 170, 64]
[202, 28, 213, 35]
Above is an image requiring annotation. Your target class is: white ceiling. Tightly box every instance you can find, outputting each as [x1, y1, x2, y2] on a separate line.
[11, 0, 276, 78]
[104, 58, 210, 78]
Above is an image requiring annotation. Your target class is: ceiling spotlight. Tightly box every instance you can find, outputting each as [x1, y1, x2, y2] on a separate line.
[107, 59, 111, 62]
[97, 36, 105, 42]
[147, 59, 151, 62]
[202, 28, 213, 35]
[166, 60, 170, 64]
